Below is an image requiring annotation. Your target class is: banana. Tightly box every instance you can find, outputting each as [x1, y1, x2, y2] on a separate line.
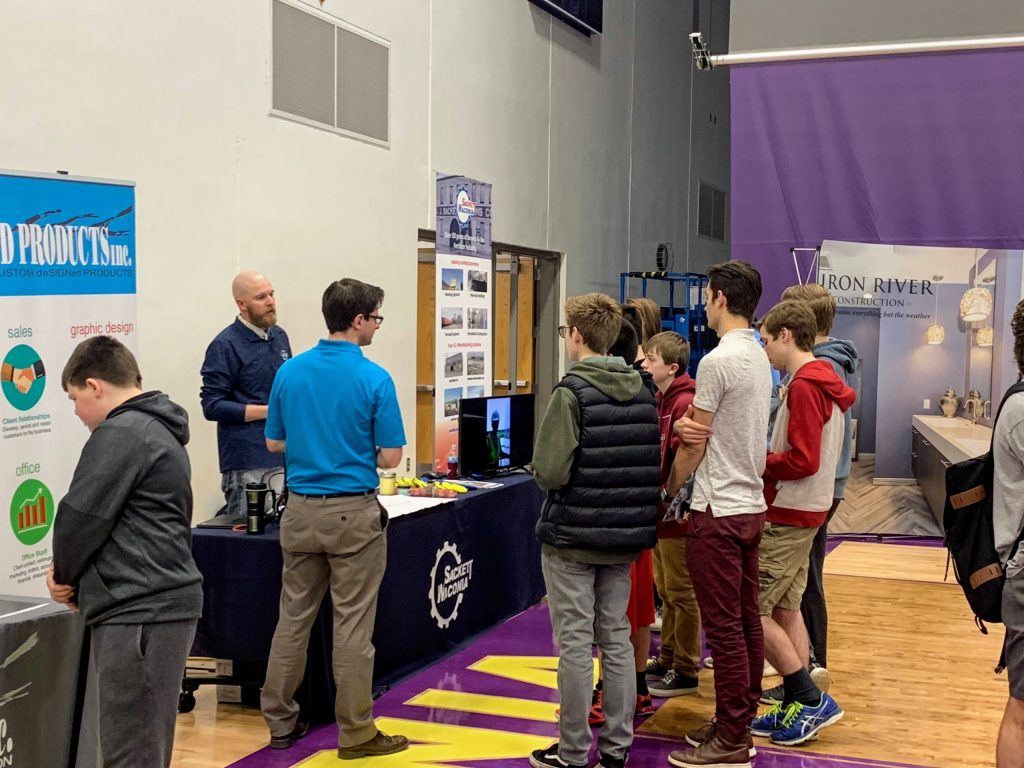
[434, 481, 468, 493]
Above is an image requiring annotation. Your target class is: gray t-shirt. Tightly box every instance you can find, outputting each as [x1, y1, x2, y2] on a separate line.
[691, 328, 773, 517]
[994, 392, 1024, 577]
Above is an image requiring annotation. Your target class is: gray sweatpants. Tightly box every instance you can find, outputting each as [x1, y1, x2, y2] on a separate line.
[91, 620, 197, 768]
[542, 548, 635, 765]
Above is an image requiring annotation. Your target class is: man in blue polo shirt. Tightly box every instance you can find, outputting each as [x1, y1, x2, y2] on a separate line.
[200, 271, 291, 516]
[260, 277, 408, 760]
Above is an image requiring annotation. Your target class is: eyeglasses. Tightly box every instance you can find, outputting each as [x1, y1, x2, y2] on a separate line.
[366, 314, 384, 326]
[557, 325, 569, 339]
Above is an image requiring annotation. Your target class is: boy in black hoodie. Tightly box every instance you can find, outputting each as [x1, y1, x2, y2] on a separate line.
[47, 336, 203, 768]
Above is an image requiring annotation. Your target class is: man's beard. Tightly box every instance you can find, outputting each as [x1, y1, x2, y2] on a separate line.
[249, 308, 277, 329]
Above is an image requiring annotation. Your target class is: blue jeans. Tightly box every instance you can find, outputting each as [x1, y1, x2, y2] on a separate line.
[221, 468, 278, 517]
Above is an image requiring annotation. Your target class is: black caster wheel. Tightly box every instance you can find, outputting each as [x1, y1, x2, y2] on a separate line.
[178, 691, 196, 713]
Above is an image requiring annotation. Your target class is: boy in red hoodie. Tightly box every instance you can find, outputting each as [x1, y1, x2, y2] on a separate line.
[750, 301, 855, 748]
[641, 332, 702, 698]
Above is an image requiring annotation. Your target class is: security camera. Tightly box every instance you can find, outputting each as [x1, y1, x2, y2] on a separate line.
[689, 32, 713, 71]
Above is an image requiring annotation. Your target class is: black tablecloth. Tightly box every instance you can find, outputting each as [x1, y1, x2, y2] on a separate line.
[190, 475, 545, 720]
[0, 596, 89, 767]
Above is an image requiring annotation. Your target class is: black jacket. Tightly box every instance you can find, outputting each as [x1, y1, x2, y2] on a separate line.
[536, 374, 661, 552]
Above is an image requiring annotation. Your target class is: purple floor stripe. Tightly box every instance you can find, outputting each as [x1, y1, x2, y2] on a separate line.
[226, 604, 936, 768]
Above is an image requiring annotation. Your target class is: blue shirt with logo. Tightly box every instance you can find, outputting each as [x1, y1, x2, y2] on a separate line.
[266, 339, 405, 494]
[200, 319, 291, 472]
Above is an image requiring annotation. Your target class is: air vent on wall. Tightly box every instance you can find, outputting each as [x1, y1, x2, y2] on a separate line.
[271, 0, 390, 146]
[697, 181, 726, 242]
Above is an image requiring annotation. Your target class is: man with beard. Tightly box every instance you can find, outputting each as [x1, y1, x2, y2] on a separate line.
[201, 271, 291, 517]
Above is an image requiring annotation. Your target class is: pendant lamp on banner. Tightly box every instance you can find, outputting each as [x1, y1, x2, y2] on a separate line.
[960, 251, 992, 322]
[926, 274, 944, 345]
[976, 326, 994, 347]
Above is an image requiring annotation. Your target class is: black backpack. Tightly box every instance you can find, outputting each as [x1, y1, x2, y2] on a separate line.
[943, 382, 1024, 646]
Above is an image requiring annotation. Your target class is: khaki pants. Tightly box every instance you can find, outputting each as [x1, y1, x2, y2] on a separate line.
[261, 493, 387, 748]
[652, 537, 702, 677]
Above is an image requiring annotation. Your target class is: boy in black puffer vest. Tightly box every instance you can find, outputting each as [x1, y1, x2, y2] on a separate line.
[530, 293, 661, 768]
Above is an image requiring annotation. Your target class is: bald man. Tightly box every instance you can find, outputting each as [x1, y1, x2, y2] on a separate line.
[201, 272, 292, 517]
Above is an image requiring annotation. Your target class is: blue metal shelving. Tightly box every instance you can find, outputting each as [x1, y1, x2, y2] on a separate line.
[619, 271, 712, 377]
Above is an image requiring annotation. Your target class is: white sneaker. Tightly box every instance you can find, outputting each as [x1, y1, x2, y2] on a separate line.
[650, 605, 663, 633]
[810, 664, 832, 693]
[702, 656, 779, 677]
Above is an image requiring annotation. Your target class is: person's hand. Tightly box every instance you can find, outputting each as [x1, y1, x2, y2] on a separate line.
[673, 404, 712, 445]
[777, 384, 787, 402]
[46, 565, 77, 609]
[14, 367, 34, 394]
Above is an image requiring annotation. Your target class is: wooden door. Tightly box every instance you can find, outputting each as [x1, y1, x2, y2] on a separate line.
[416, 253, 435, 470]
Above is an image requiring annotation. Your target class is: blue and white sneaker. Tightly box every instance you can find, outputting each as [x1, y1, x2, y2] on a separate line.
[751, 702, 787, 737]
[769, 693, 844, 746]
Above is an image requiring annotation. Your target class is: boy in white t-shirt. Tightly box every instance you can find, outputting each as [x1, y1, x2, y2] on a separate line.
[665, 261, 773, 768]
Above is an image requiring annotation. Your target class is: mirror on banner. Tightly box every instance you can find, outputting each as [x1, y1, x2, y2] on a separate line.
[458, 394, 535, 476]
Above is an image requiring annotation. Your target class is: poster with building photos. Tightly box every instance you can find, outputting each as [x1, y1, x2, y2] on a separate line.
[434, 173, 493, 471]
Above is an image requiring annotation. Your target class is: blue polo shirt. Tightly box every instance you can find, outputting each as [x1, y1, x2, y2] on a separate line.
[265, 339, 405, 494]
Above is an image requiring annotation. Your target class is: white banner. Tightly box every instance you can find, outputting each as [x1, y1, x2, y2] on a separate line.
[0, 171, 137, 597]
[434, 174, 493, 470]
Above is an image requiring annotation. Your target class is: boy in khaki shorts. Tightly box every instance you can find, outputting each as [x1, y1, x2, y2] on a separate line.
[750, 301, 854, 747]
[641, 332, 702, 698]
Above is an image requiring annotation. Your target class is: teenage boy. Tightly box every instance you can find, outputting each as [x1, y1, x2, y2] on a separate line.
[665, 261, 773, 768]
[47, 336, 203, 768]
[641, 332, 702, 698]
[994, 299, 1024, 768]
[750, 301, 854, 747]
[777, 283, 858, 674]
[530, 293, 661, 768]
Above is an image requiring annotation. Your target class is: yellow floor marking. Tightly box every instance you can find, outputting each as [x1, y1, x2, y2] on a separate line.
[405, 689, 558, 722]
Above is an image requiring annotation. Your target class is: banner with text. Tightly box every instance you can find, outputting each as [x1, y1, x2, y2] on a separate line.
[0, 171, 137, 597]
[434, 173, 493, 471]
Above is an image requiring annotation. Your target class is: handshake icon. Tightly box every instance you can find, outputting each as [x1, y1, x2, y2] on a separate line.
[2, 360, 45, 394]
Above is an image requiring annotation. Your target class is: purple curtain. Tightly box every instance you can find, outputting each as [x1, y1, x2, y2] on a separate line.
[731, 47, 1024, 313]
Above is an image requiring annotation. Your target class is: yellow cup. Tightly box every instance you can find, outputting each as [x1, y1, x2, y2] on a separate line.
[380, 471, 397, 496]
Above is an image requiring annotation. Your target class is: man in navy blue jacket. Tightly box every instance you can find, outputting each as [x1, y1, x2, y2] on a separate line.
[201, 271, 291, 516]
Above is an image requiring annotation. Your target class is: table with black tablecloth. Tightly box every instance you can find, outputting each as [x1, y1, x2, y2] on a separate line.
[189, 474, 545, 722]
[0, 595, 92, 767]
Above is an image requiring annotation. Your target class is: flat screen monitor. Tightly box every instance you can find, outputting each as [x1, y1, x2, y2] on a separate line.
[458, 394, 535, 475]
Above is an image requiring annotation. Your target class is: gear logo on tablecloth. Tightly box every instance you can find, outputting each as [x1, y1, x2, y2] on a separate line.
[1, 345, 45, 412]
[10, 480, 54, 546]
[0, 718, 13, 766]
[428, 540, 474, 630]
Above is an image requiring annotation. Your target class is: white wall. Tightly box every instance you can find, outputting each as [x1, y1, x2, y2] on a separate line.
[1, 0, 705, 518]
[0, 0, 429, 518]
[431, 0, 721, 297]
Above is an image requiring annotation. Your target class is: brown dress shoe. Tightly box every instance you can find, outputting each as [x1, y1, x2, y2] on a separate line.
[684, 719, 756, 759]
[337, 731, 409, 760]
[667, 731, 751, 768]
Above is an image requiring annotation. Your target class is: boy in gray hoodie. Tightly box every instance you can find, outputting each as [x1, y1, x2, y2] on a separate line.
[47, 335, 202, 768]
[530, 293, 661, 768]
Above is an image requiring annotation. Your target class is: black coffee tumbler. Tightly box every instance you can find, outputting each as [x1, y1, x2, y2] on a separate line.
[245, 482, 268, 535]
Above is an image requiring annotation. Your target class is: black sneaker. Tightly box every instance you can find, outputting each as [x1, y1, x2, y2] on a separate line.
[529, 743, 588, 768]
[649, 669, 699, 697]
[598, 749, 629, 768]
[644, 658, 670, 681]
[759, 682, 784, 705]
